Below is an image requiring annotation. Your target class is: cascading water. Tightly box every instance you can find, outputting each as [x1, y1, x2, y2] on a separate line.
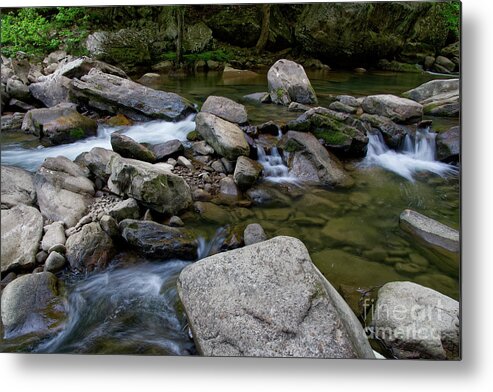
[33, 228, 227, 354]
[0, 115, 196, 172]
[256, 131, 298, 183]
[361, 127, 458, 182]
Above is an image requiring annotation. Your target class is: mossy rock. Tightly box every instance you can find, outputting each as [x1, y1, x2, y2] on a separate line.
[187, 130, 202, 141]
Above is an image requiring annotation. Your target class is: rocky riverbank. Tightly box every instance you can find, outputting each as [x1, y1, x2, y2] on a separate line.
[1, 51, 460, 358]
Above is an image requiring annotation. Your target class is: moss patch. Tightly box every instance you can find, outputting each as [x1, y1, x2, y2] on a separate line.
[69, 128, 86, 139]
[313, 129, 351, 146]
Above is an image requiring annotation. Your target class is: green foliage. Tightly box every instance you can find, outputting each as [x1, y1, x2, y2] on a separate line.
[69, 128, 86, 139]
[1, 7, 95, 57]
[439, 1, 461, 39]
[158, 49, 233, 63]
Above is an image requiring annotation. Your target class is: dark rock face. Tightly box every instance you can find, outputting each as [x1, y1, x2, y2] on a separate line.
[119, 219, 198, 260]
[177, 236, 375, 358]
[71, 69, 197, 122]
[110, 133, 156, 163]
[436, 126, 460, 163]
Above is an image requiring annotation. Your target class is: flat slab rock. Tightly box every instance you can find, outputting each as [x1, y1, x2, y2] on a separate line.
[178, 236, 374, 358]
[399, 209, 459, 253]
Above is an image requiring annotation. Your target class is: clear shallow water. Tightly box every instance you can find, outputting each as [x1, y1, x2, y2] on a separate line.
[0, 70, 460, 353]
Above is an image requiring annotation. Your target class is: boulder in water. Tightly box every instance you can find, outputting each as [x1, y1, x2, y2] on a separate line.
[108, 156, 192, 215]
[119, 219, 198, 260]
[243, 223, 267, 246]
[75, 147, 120, 182]
[267, 59, 317, 106]
[195, 112, 250, 160]
[110, 133, 156, 163]
[362, 94, 423, 124]
[1, 272, 66, 339]
[371, 281, 459, 359]
[71, 69, 196, 122]
[1, 165, 36, 209]
[233, 156, 263, 189]
[359, 113, 409, 149]
[65, 222, 114, 272]
[1, 205, 43, 274]
[177, 236, 374, 358]
[402, 79, 459, 118]
[436, 126, 460, 163]
[201, 95, 248, 124]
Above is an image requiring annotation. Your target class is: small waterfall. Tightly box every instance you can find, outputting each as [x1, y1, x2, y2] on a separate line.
[361, 128, 458, 182]
[256, 130, 298, 183]
[1, 115, 196, 172]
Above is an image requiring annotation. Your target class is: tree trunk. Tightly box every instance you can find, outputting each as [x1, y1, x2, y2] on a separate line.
[176, 7, 185, 65]
[255, 4, 271, 53]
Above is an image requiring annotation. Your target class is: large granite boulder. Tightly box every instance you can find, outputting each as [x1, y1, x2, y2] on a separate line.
[65, 222, 114, 272]
[436, 126, 460, 162]
[34, 157, 94, 228]
[108, 156, 192, 215]
[75, 147, 119, 181]
[279, 131, 352, 187]
[362, 94, 423, 124]
[1, 205, 43, 274]
[1, 166, 36, 209]
[399, 209, 459, 255]
[110, 133, 156, 163]
[1, 272, 66, 339]
[372, 281, 459, 359]
[195, 112, 250, 160]
[267, 59, 317, 106]
[119, 219, 198, 260]
[287, 107, 368, 156]
[71, 69, 196, 122]
[22, 103, 97, 145]
[177, 236, 374, 358]
[201, 96, 248, 124]
[402, 79, 459, 118]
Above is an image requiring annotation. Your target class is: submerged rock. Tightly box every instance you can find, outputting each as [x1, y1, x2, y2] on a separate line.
[242, 92, 271, 104]
[372, 281, 459, 359]
[108, 156, 192, 215]
[279, 130, 352, 187]
[1, 165, 36, 209]
[399, 209, 459, 254]
[1, 272, 66, 339]
[178, 236, 374, 358]
[361, 94, 423, 124]
[243, 223, 267, 246]
[267, 59, 317, 106]
[195, 112, 250, 160]
[1, 205, 43, 274]
[119, 219, 198, 260]
[65, 222, 114, 272]
[71, 69, 196, 121]
[201, 95, 248, 124]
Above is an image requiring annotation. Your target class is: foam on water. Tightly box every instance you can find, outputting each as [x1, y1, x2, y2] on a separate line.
[1, 115, 196, 172]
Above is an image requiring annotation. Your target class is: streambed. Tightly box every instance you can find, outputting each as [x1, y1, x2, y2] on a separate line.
[0, 70, 460, 354]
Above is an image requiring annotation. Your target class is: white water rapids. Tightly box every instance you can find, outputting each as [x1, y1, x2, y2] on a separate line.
[1, 115, 196, 172]
[360, 127, 458, 182]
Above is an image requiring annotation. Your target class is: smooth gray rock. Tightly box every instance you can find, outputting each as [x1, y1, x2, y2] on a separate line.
[44, 251, 66, 273]
[100, 215, 120, 238]
[233, 156, 263, 189]
[1, 272, 66, 339]
[336, 95, 360, 107]
[29, 74, 72, 107]
[1, 165, 36, 208]
[219, 176, 240, 201]
[110, 133, 156, 163]
[279, 131, 352, 187]
[403, 79, 459, 103]
[119, 219, 198, 260]
[434, 56, 455, 73]
[268, 59, 317, 106]
[242, 92, 271, 104]
[75, 147, 119, 181]
[65, 222, 114, 272]
[6, 79, 30, 101]
[201, 96, 248, 124]
[34, 157, 94, 228]
[71, 69, 196, 122]
[168, 215, 184, 227]
[399, 209, 459, 253]
[107, 198, 140, 222]
[1, 205, 43, 274]
[362, 94, 423, 124]
[192, 140, 215, 156]
[151, 139, 184, 161]
[243, 223, 267, 246]
[177, 156, 194, 170]
[195, 112, 250, 160]
[177, 236, 374, 358]
[108, 156, 192, 215]
[372, 281, 459, 359]
[41, 222, 66, 252]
